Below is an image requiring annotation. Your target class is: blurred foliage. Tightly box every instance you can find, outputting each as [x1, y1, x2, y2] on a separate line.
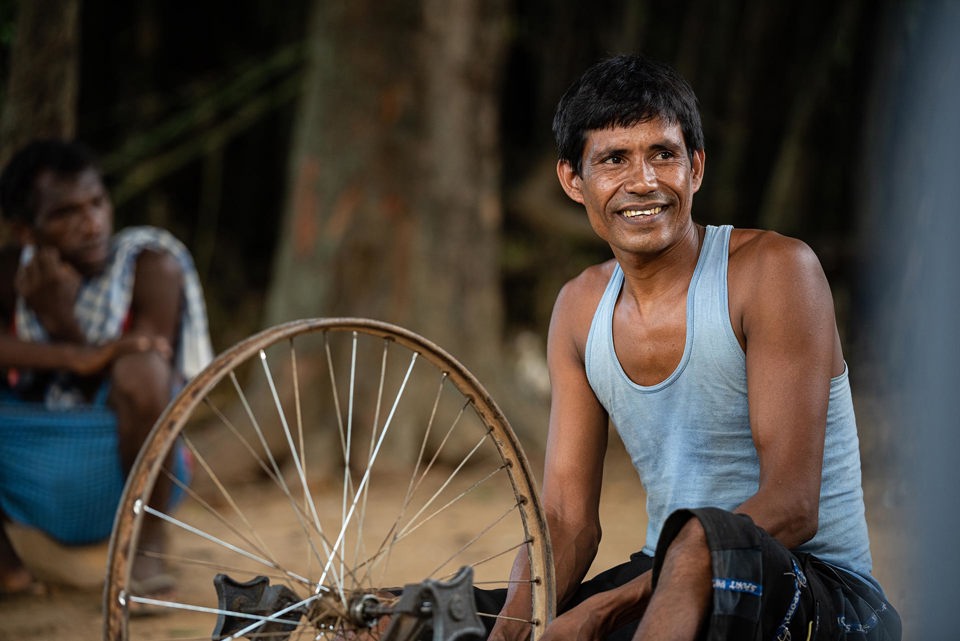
[0, 0, 16, 106]
[0, 0, 13, 45]
[72, 0, 312, 351]
[0, 0, 911, 366]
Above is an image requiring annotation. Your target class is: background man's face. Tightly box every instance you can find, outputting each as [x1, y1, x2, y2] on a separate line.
[30, 168, 114, 276]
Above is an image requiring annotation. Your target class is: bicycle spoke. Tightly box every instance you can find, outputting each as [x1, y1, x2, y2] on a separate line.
[319, 351, 419, 586]
[139, 502, 312, 585]
[396, 432, 490, 540]
[259, 349, 345, 596]
[196, 393, 336, 583]
[404, 398, 471, 505]
[396, 462, 506, 542]
[401, 372, 449, 510]
[426, 500, 524, 578]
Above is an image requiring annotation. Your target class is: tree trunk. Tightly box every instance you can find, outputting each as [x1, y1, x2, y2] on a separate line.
[0, 0, 81, 164]
[262, 0, 510, 466]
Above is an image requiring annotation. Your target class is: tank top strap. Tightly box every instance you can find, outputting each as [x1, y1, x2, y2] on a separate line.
[690, 225, 741, 358]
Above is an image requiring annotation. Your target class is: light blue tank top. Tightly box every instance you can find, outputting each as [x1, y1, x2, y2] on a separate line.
[585, 225, 875, 584]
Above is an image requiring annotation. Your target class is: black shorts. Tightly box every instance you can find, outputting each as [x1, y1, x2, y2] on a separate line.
[476, 507, 902, 640]
[654, 507, 901, 640]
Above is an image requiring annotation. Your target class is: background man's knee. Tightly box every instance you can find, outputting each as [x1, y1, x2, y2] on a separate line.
[109, 351, 173, 419]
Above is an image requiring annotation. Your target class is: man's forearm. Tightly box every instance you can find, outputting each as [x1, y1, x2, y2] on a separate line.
[550, 516, 602, 610]
[735, 490, 818, 550]
[0, 334, 85, 372]
[33, 312, 85, 343]
[0, 336, 77, 370]
[490, 517, 601, 641]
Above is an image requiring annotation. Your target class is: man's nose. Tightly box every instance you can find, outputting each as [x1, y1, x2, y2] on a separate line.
[624, 160, 657, 193]
[78, 204, 107, 233]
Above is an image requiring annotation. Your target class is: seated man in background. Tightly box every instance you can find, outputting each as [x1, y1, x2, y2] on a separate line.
[0, 139, 212, 597]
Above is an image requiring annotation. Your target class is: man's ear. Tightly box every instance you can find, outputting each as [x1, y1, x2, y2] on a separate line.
[556, 159, 585, 205]
[691, 149, 706, 193]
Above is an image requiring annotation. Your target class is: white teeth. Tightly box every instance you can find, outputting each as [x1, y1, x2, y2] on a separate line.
[622, 206, 663, 218]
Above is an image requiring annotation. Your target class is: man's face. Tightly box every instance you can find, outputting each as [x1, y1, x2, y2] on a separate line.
[558, 118, 705, 259]
[28, 168, 114, 276]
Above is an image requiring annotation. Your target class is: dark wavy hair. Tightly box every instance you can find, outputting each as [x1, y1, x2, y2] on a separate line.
[0, 139, 99, 225]
[552, 54, 704, 175]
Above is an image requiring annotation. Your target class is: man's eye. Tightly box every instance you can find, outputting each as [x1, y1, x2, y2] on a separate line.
[603, 155, 624, 164]
[655, 151, 674, 160]
[45, 209, 72, 221]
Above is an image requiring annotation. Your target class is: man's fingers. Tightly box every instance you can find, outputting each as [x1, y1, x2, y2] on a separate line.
[14, 257, 39, 293]
[34, 246, 62, 274]
[152, 336, 173, 359]
[126, 335, 173, 359]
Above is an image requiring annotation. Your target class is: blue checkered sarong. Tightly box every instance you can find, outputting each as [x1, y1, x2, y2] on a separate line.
[0, 387, 124, 544]
[0, 388, 190, 545]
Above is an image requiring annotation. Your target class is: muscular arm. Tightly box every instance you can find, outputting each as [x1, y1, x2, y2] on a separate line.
[493, 269, 644, 640]
[731, 232, 843, 548]
[540, 281, 610, 608]
[127, 249, 182, 354]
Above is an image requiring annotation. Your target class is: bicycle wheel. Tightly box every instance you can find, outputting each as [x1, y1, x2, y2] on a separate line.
[103, 318, 554, 640]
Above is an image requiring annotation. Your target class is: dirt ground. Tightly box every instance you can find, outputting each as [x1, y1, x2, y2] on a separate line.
[0, 441, 906, 641]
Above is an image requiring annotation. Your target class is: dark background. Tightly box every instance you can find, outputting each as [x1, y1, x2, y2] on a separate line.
[0, 1, 892, 356]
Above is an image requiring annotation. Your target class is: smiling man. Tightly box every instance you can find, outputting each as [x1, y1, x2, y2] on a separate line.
[0, 140, 211, 598]
[488, 55, 900, 640]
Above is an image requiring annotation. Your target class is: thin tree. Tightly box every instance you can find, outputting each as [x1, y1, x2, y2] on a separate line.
[0, 0, 81, 165]
[262, 1, 511, 465]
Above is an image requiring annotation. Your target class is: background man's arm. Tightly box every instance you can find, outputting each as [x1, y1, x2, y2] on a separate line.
[0, 248, 176, 378]
[732, 232, 842, 548]
[126, 249, 182, 354]
[0, 333, 161, 376]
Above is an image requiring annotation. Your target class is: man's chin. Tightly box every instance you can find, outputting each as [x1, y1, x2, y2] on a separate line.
[71, 256, 109, 278]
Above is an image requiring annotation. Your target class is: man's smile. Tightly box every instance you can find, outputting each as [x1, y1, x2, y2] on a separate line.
[621, 205, 664, 218]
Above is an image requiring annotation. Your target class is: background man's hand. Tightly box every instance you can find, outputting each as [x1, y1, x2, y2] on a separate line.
[15, 246, 82, 339]
[69, 334, 172, 376]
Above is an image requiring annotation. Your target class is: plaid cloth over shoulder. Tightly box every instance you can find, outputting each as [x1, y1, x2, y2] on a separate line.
[14, 226, 213, 407]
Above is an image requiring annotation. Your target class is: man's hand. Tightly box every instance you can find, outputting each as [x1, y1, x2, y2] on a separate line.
[539, 606, 609, 641]
[69, 334, 172, 376]
[15, 246, 83, 340]
[488, 618, 534, 641]
[537, 572, 652, 641]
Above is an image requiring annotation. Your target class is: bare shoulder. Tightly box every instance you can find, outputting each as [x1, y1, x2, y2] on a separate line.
[727, 228, 836, 341]
[728, 228, 825, 289]
[133, 248, 183, 286]
[131, 248, 184, 312]
[550, 259, 617, 357]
